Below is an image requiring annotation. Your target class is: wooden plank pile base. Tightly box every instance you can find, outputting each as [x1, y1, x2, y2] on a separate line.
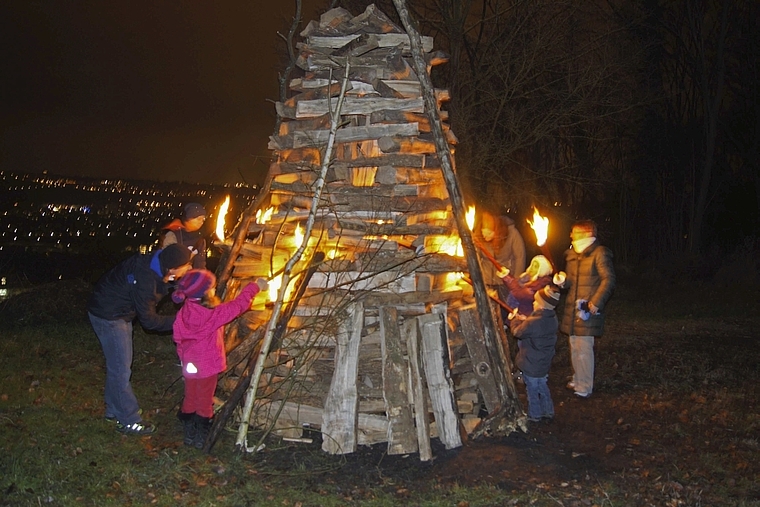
[216, 4, 513, 461]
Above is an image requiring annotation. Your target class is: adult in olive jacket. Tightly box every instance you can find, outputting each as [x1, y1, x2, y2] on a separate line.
[560, 220, 615, 398]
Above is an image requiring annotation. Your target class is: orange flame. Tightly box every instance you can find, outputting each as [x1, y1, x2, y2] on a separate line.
[527, 207, 549, 247]
[268, 274, 282, 303]
[215, 196, 230, 241]
[466, 205, 476, 231]
[294, 223, 304, 249]
[255, 207, 275, 224]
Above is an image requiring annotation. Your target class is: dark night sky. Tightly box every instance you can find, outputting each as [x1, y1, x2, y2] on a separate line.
[1, 1, 327, 185]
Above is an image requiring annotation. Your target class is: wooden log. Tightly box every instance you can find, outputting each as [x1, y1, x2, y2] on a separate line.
[297, 49, 417, 75]
[378, 136, 438, 155]
[284, 82, 345, 108]
[348, 4, 403, 34]
[289, 78, 376, 95]
[402, 318, 432, 461]
[318, 6, 352, 29]
[307, 33, 433, 53]
[260, 400, 390, 447]
[292, 123, 419, 148]
[372, 78, 405, 98]
[330, 153, 424, 169]
[458, 305, 502, 414]
[426, 50, 450, 67]
[308, 271, 416, 293]
[322, 302, 364, 454]
[418, 313, 462, 449]
[271, 160, 322, 175]
[296, 97, 424, 118]
[332, 33, 379, 57]
[380, 307, 417, 455]
[278, 146, 322, 165]
[370, 109, 451, 132]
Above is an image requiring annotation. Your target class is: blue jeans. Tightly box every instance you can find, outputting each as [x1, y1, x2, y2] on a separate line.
[569, 335, 595, 395]
[89, 312, 141, 425]
[524, 374, 554, 419]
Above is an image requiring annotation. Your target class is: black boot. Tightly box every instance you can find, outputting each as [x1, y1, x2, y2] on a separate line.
[193, 415, 212, 450]
[177, 411, 197, 447]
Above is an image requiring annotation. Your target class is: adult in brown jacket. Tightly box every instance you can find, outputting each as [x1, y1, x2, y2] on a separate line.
[559, 220, 616, 398]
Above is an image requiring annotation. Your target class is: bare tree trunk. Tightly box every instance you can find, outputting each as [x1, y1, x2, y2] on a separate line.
[687, 0, 729, 253]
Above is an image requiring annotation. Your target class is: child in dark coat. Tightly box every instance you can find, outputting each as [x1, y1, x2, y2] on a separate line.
[509, 284, 560, 422]
[172, 270, 268, 449]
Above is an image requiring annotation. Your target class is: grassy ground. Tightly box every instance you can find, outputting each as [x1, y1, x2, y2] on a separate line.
[1, 274, 759, 506]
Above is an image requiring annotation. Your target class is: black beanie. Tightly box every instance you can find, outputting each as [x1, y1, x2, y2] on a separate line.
[159, 244, 191, 273]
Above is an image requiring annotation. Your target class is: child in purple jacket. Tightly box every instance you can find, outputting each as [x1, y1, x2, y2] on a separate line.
[172, 270, 268, 449]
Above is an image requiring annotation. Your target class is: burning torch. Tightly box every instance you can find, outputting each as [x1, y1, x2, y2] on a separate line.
[527, 207, 555, 270]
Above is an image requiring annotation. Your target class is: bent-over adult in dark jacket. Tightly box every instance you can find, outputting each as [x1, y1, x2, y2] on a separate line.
[87, 244, 192, 435]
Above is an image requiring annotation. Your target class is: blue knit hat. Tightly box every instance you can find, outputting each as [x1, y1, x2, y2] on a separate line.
[172, 269, 216, 303]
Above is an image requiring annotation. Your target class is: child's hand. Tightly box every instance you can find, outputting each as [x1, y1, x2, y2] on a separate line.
[496, 267, 510, 279]
[256, 278, 269, 291]
[553, 271, 566, 287]
[507, 307, 520, 320]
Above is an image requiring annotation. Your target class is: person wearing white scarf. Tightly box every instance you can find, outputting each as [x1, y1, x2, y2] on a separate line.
[559, 220, 616, 398]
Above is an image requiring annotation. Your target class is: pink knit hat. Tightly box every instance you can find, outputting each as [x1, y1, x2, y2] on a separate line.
[172, 269, 216, 303]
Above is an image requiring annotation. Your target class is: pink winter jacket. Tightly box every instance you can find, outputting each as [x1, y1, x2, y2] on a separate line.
[172, 283, 260, 379]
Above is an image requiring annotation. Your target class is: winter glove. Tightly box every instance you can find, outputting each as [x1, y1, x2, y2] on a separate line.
[576, 299, 591, 321]
[553, 271, 567, 287]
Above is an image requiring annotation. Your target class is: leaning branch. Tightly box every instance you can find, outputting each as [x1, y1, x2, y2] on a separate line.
[234, 61, 352, 451]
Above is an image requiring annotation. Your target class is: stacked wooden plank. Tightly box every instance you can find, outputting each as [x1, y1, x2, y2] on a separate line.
[217, 5, 511, 460]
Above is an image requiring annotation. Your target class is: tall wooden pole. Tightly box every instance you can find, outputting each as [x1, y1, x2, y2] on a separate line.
[391, 0, 522, 431]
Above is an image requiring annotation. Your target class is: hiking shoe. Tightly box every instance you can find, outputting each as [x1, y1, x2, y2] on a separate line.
[527, 416, 542, 423]
[574, 391, 591, 399]
[116, 421, 156, 435]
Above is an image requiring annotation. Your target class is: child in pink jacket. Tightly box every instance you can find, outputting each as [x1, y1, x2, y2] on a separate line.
[172, 269, 268, 449]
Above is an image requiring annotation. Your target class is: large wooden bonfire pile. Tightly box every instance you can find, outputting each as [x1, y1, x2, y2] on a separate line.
[215, 4, 513, 460]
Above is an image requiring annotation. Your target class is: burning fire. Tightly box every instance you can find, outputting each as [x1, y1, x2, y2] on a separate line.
[215, 196, 230, 241]
[294, 223, 305, 249]
[255, 207, 275, 224]
[268, 274, 282, 302]
[444, 271, 465, 291]
[466, 205, 476, 231]
[527, 207, 549, 247]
